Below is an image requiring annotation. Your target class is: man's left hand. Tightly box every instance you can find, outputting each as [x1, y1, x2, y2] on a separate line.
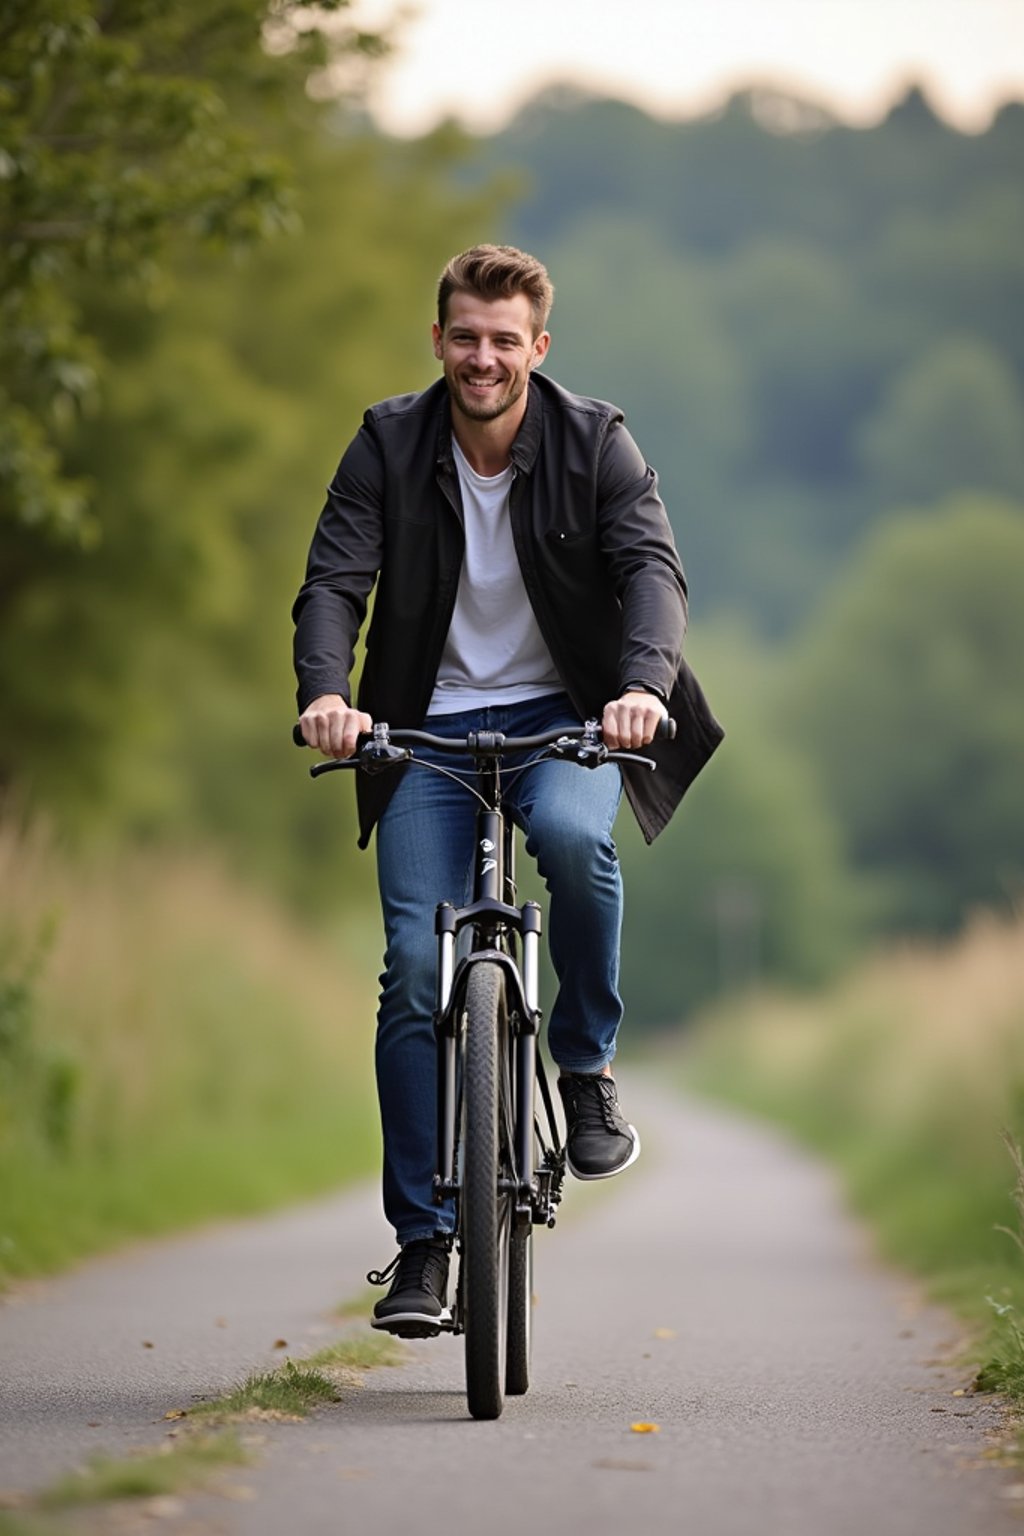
[602, 690, 669, 750]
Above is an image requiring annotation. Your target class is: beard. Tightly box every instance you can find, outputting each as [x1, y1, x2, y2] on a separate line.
[447, 366, 528, 422]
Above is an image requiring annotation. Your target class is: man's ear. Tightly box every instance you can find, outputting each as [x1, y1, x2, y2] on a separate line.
[432, 322, 443, 360]
[530, 331, 551, 370]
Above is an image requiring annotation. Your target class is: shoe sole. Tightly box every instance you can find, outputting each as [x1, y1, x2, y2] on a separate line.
[565, 1125, 641, 1182]
[371, 1306, 453, 1339]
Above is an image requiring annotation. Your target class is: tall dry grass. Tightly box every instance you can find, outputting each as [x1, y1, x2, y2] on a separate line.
[0, 819, 381, 1281]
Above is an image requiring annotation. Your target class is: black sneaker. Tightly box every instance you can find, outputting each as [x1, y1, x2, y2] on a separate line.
[368, 1238, 452, 1337]
[558, 1071, 641, 1181]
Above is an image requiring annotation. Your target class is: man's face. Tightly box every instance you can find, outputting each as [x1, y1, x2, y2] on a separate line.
[433, 291, 550, 423]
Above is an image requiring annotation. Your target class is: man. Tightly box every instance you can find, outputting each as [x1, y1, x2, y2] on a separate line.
[293, 245, 722, 1335]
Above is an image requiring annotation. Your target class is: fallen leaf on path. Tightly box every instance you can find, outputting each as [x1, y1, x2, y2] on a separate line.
[630, 1422, 660, 1434]
[653, 1328, 676, 1339]
[272, 1338, 289, 1349]
[142, 1340, 155, 1349]
[163, 1409, 188, 1421]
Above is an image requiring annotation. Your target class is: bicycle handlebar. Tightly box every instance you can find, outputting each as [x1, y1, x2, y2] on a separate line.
[292, 715, 675, 753]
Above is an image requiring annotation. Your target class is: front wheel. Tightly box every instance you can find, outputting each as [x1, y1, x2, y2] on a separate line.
[461, 961, 511, 1421]
[505, 1224, 533, 1395]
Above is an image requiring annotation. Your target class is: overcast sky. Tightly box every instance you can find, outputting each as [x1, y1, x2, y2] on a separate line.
[346, 0, 1024, 135]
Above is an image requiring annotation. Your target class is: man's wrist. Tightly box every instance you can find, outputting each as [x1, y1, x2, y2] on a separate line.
[623, 680, 667, 702]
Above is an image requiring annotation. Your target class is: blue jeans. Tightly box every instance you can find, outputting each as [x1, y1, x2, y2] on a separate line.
[374, 692, 624, 1243]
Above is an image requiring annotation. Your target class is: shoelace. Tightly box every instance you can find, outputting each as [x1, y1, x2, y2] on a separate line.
[366, 1253, 401, 1287]
[367, 1242, 448, 1293]
[567, 1074, 624, 1134]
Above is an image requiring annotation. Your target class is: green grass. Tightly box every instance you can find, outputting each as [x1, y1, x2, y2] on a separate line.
[682, 915, 1024, 1403]
[0, 822, 381, 1284]
[187, 1327, 404, 1422]
[9, 1328, 404, 1532]
[0, 1514, 66, 1536]
[191, 1358, 341, 1419]
[305, 1332, 406, 1371]
[39, 1431, 247, 1507]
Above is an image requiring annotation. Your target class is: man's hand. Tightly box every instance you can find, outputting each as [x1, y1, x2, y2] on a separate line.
[601, 690, 668, 750]
[298, 694, 373, 759]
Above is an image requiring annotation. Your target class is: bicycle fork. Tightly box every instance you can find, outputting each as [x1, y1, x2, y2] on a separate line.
[432, 895, 543, 1209]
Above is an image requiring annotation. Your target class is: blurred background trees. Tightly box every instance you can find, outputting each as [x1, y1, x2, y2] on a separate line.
[3, 10, 1023, 1022]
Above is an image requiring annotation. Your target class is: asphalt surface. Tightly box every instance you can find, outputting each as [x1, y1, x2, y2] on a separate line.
[1, 1082, 1020, 1534]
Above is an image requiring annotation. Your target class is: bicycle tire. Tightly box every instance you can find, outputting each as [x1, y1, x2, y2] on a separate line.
[462, 960, 512, 1420]
[505, 1224, 532, 1395]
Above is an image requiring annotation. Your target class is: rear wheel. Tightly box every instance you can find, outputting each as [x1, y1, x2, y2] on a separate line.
[462, 961, 511, 1421]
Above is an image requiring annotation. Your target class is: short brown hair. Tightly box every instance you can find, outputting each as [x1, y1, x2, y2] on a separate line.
[437, 244, 554, 338]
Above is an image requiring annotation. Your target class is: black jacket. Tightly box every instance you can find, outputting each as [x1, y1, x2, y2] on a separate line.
[293, 372, 723, 847]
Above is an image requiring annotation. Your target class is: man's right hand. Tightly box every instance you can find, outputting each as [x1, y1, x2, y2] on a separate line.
[298, 694, 373, 759]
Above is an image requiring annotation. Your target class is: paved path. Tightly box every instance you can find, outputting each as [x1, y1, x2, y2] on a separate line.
[1, 1083, 1019, 1534]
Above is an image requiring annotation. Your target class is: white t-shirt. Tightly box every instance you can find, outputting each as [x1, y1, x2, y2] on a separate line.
[428, 439, 562, 715]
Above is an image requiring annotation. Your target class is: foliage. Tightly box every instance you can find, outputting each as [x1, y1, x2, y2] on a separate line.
[858, 335, 1024, 508]
[0, 0, 379, 543]
[784, 497, 1024, 932]
[619, 624, 857, 1024]
[484, 86, 1024, 958]
[5, 47, 1024, 1063]
[488, 85, 1024, 629]
[0, 5, 496, 902]
[0, 819, 379, 1283]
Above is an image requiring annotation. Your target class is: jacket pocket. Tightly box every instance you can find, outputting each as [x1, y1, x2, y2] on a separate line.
[545, 528, 592, 549]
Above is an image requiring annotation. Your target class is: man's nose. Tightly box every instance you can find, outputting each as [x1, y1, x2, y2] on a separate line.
[470, 338, 496, 369]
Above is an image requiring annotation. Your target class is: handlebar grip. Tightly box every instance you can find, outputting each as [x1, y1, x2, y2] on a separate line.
[657, 716, 677, 742]
[293, 722, 306, 747]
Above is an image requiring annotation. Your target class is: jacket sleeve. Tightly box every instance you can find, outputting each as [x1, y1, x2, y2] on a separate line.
[595, 418, 689, 699]
[292, 419, 384, 712]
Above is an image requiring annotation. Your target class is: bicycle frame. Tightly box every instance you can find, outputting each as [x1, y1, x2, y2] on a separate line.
[430, 740, 564, 1258]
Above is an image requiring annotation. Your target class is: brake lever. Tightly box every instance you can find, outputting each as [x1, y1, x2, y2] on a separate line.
[604, 751, 657, 771]
[309, 742, 411, 778]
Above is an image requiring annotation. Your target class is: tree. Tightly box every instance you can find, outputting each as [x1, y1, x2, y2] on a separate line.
[0, 0, 382, 545]
[618, 624, 857, 1025]
[785, 497, 1024, 932]
[0, 5, 498, 882]
[857, 336, 1024, 508]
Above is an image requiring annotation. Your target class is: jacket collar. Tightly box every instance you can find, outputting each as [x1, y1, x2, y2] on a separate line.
[433, 378, 544, 475]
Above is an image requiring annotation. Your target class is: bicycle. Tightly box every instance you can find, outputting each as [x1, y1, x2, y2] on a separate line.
[294, 713, 674, 1419]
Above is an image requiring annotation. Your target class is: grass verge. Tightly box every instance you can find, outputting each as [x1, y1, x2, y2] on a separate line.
[191, 1358, 342, 1420]
[682, 913, 1024, 1405]
[39, 1431, 248, 1508]
[5, 1324, 405, 1531]
[188, 1329, 406, 1421]
[0, 820, 381, 1285]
